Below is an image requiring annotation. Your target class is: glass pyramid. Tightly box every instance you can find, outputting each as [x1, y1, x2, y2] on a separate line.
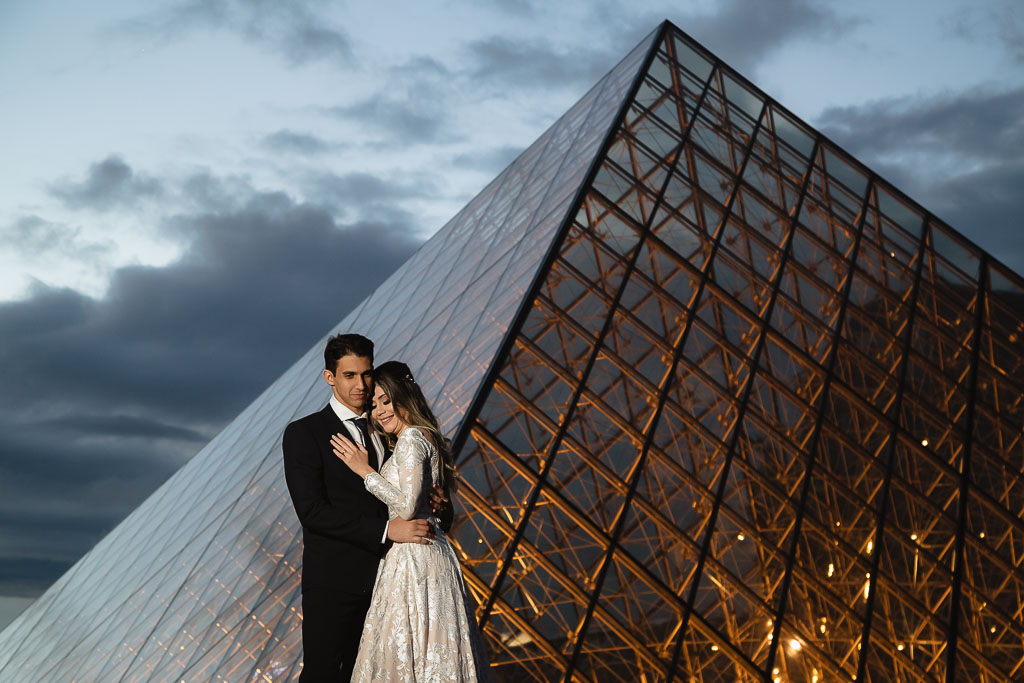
[2, 20, 1023, 682]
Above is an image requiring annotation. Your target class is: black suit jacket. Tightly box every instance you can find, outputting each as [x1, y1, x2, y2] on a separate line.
[283, 404, 388, 595]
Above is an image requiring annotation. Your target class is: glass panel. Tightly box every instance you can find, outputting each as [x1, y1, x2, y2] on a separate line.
[671, 33, 714, 82]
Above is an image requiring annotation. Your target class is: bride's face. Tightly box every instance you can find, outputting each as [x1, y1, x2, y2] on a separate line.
[372, 385, 407, 435]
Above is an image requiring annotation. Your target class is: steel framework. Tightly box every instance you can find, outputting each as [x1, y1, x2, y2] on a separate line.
[451, 22, 1024, 683]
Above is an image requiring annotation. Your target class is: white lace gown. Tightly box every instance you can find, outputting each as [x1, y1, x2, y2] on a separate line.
[351, 427, 493, 682]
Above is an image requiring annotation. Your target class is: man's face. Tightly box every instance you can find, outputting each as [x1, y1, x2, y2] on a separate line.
[324, 354, 373, 414]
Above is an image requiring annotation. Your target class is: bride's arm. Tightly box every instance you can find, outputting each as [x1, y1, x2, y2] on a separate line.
[364, 431, 428, 520]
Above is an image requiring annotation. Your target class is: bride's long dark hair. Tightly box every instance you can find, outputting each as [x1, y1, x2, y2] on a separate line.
[371, 361, 457, 494]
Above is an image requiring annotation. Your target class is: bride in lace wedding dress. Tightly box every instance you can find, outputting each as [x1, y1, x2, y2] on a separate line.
[332, 361, 492, 682]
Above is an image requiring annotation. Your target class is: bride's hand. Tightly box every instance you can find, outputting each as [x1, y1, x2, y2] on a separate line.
[331, 434, 374, 478]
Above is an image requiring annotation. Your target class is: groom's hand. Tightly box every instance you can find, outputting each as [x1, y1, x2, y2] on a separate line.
[387, 517, 434, 545]
[430, 485, 454, 533]
[429, 485, 449, 515]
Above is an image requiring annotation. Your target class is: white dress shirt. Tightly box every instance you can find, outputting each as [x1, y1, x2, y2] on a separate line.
[329, 395, 389, 543]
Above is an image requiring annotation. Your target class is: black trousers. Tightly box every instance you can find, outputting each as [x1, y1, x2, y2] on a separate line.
[299, 588, 371, 682]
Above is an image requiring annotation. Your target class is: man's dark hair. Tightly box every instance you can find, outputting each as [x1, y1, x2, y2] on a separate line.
[324, 333, 374, 372]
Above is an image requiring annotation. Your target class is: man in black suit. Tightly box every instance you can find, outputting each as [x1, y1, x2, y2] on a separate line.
[282, 333, 435, 682]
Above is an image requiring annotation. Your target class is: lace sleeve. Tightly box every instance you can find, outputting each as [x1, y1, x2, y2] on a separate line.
[364, 429, 429, 520]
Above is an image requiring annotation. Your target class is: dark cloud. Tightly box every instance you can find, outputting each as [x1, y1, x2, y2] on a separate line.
[179, 171, 257, 213]
[118, 0, 352, 67]
[281, 20, 353, 66]
[324, 55, 463, 147]
[0, 285, 93, 342]
[818, 87, 1024, 166]
[0, 179, 421, 599]
[994, 4, 1024, 63]
[4, 216, 76, 252]
[458, 5, 642, 94]
[816, 86, 1024, 274]
[921, 161, 1024, 272]
[327, 92, 455, 145]
[0, 422, 184, 600]
[669, 0, 853, 76]
[944, 0, 1024, 63]
[49, 156, 163, 211]
[33, 414, 209, 442]
[2, 216, 114, 261]
[0, 559, 71, 597]
[0, 425, 184, 500]
[465, 36, 613, 90]
[306, 171, 439, 217]
[3, 188, 419, 419]
[261, 129, 340, 155]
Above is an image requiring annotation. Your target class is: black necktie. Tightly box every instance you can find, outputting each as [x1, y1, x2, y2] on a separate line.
[350, 417, 378, 470]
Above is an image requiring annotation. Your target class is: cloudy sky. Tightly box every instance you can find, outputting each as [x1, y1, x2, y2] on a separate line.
[1, 0, 1022, 631]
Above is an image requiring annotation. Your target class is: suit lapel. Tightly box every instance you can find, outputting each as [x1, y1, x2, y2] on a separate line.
[318, 405, 355, 472]
[319, 404, 347, 442]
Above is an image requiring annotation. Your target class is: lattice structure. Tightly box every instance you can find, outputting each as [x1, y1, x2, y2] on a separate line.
[1, 20, 1021, 683]
[452, 22, 1024, 683]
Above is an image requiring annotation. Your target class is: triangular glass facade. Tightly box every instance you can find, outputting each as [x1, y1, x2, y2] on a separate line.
[3, 20, 1023, 682]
